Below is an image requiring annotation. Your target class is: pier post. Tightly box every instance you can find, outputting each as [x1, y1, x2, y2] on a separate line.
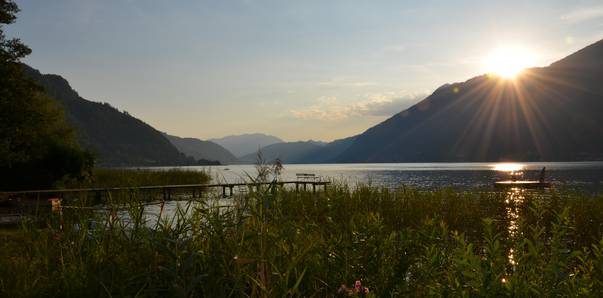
[229, 186, 234, 197]
[222, 186, 227, 198]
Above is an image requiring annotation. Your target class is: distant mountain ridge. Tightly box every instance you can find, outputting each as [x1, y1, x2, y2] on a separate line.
[165, 134, 238, 164]
[238, 136, 357, 164]
[238, 140, 325, 163]
[335, 39, 603, 162]
[23, 65, 194, 167]
[210, 133, 283, 158]
[298, 136, 357, 163]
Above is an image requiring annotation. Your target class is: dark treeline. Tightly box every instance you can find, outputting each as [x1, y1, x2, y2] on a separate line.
[0, 0, 92, 190]
[0, 0, 219, 191]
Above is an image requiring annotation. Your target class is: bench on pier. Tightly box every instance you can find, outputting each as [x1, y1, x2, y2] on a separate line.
[296, 173, 320, 182]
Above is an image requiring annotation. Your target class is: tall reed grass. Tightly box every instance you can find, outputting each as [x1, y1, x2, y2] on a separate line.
[1, 183, 603, 297]
[60, 168, 210, 188]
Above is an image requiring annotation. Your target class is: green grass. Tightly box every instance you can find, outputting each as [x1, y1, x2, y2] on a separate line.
[2, 183, 603, 297]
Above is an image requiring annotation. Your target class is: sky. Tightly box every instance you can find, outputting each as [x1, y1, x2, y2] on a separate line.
[6, 0, 603, 141]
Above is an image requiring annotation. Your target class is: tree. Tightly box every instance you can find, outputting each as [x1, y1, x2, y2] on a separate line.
[0, 0, 93, 190]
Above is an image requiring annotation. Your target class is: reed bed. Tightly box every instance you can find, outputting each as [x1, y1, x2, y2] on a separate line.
[61, 168, 211, 189]
[1, 183, 603, 297]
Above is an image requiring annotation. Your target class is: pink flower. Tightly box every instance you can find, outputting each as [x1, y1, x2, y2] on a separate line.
[355, 280, 362, 290]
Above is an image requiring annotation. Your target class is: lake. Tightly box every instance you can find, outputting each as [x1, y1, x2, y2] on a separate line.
[156, 162, 603, 192]
[78, 161, 603, 229]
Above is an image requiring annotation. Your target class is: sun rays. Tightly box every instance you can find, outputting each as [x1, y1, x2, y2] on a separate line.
[443, 67, 567, 160]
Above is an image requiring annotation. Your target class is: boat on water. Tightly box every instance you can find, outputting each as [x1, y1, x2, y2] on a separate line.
[494, 167, 551, 189]
[494, 180, 551, 189]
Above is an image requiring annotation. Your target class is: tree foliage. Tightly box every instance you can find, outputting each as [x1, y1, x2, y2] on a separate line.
[0, 0, 93, 190]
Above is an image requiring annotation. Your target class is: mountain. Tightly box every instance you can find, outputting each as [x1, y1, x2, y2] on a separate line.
[336, 39, 603, 162]
[239, 141, 325, 163]
[238, 137, 357, 164]
[165, 134, 238, 164]
[210, 133, 283, 158]
[22, 65, 194, 167]
[297, 136, 358, 163]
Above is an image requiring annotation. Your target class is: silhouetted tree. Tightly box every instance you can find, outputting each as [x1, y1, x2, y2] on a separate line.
[0, 0, 93, 190]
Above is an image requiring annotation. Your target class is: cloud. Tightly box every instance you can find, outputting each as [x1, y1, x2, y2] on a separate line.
[366, 94, 427, 116]
[290, 93, 427, 121]
[561, 6, 603, 23]
[317, 79, 380, 87]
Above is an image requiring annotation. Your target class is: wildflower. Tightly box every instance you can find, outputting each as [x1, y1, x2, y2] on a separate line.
[355, 280, 361, 290]
[336, 280, 370, 296]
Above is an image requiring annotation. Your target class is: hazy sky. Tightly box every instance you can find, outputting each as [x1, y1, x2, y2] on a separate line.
[7, 0, 603, 141]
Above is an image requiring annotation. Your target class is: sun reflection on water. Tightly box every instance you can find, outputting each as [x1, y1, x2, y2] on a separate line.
[505, 187, 524, 236]
[505, 187, 525, 273]
[493, 163, 525, 172]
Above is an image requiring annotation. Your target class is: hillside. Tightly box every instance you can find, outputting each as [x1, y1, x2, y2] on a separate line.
[239, 141, 325, 163]
[235, 136, 356, 164]
[296, 136, 358, 163]
[165, 134, 238, 165]
[336, 39, 603, 162]
[22, 65, 193, 167]
[210, 133, 283, 158]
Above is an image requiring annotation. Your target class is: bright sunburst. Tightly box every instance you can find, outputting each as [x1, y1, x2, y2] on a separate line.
[483, 46, 536, 79]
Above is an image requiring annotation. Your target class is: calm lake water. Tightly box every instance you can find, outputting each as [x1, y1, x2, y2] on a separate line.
[4, 162, 601, 226]
[158, 162, 603, 193]
[79, 162, 603, 228]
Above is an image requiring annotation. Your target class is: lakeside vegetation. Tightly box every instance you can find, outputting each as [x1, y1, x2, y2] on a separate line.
[2, 1, 211, 193]
[2, 183, 603, 297]
[1, 1, 94, 192]
[60, 168, 211, 189]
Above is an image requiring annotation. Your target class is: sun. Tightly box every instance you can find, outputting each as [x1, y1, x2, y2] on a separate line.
[483, 46, 536, 79]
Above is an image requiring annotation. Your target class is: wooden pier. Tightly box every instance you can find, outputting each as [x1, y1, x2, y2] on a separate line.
[0, 180, 331, 202]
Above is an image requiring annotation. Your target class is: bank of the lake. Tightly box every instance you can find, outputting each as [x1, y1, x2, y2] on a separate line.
[2, 181, 603, 296]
